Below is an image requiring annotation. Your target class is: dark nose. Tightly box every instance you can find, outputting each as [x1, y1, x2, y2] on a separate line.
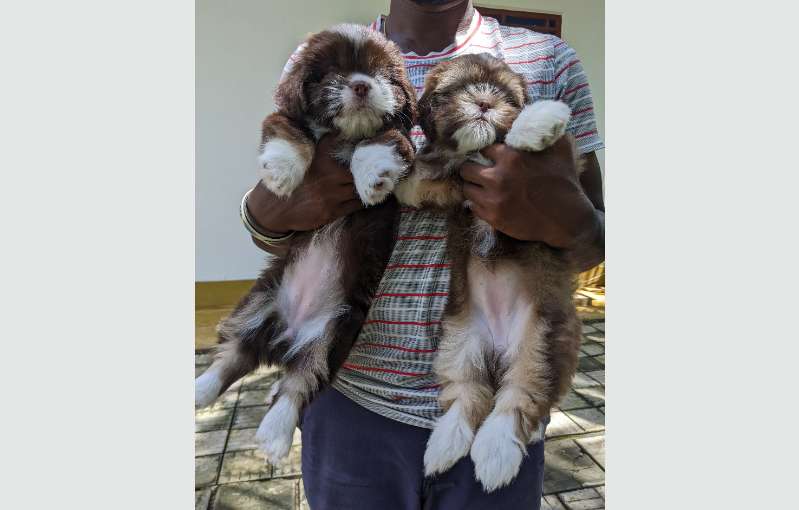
[477, 101, 491, 113]
[351, 81, 371, 98]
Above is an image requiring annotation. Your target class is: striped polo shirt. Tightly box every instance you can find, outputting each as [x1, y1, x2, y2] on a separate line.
[285, 10, 604, 429]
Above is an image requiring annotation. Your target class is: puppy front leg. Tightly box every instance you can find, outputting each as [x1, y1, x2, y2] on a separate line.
[258, 113, 315, 197]
[423, 309, 494, 476]
[349, 129, 414, 205]
[504, 100, 571, 152]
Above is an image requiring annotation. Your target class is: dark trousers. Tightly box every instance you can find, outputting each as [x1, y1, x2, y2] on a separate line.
[300, 387, 545, 510]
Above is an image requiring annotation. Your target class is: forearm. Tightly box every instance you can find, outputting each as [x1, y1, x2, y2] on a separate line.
[564, 208, 604, 273]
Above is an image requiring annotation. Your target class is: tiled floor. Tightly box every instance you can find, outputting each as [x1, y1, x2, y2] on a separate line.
[195, 318, 606, 509]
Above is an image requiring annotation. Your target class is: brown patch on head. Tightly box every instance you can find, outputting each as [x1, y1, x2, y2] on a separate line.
[418, 53, 528, 147]
[273, 24, 416, 133]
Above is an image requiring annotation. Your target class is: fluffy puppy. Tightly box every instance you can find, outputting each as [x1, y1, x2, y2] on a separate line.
[194, 24, 416, 464]
[397, 53, 582, 492]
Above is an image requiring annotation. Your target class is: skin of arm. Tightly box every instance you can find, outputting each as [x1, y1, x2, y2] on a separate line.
[459, 137, 604, 272]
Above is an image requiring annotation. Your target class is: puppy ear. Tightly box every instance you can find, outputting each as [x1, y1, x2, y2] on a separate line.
[416, 91, 436, 143]
[273, 55, 310, 120]
[397, 77, 418, 132]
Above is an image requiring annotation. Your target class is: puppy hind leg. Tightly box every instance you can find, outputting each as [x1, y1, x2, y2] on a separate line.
[423, 313, 494, 476]
[195, 340, 257, 409]
[255, 342, 330, 464]
[471, 310, 551, 492]
[195, 291, 276, 408]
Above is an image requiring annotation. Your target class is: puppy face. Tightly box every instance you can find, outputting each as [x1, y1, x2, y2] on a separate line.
[419, 53, 528, 154]
[275, 24, 416, 140]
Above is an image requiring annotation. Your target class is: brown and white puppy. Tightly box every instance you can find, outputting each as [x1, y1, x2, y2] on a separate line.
[397, 53, 582, 492]
[194, 24, 416, 464]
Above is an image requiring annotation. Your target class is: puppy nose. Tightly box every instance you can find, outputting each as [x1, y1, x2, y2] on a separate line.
[351, 81, 371, 98]
[477, 101, 491, 113]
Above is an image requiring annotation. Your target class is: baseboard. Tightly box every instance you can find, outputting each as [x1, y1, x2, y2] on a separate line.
[196, 279, 256, 310]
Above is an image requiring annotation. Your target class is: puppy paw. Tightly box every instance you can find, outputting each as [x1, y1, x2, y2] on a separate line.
[505, 100, 571, 152]
[470, 413, 526, 493]
[258, 139, 311, 197]
[423, 403, 474, 476]
[195, 370, 222, 409]
[263, 379, 282, 407]
[350, 143, 409, 205]
[254, 396, 298, 465]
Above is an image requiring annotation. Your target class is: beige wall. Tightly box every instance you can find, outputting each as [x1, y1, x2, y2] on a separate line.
[196, 0, 604, 281]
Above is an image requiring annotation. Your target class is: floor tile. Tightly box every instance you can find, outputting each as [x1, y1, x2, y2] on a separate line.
[572, 372, 601, 389]
[196, 455, 221, 488]
[580, 342, 604, 356]
[226, 428, 259, 453]
[211, 479, 296, 510]
[238, 389, 269, 408]
[196, 429, 229, 457]
[559, 487, 604, 509]
[573, 386, 605, 406]
[218, 449, 272, 484]
[196, 406, 234, 433]
[543, 439, 604, 494]
[575, 435, 605, 469]
[558, 390, 592, 411]
[233, 406, 268, 429]
[566, 408, 605, 432]
[547, 411, 583, 438]
[196, 488, 212, 510]
[241, 368, 282, 390]
[542, 494, 568, 509]
[585, 370, 605, 385]
[577, 356, 603, 372]
[272, 445, 302, 478]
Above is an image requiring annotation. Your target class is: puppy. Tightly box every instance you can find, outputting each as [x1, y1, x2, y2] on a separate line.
[194, 24, 417, 464]
[397, 53, 582, 492]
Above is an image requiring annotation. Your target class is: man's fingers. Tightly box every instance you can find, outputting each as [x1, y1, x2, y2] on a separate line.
[460, 161, 491, 186]
[479, 143, 508, 160]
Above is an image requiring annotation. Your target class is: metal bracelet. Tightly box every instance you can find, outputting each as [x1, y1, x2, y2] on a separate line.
[240, 189, 295, 245]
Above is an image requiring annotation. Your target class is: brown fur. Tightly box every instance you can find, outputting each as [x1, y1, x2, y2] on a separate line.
[404, 54, 583, 487]
[196, 25, 417, 452]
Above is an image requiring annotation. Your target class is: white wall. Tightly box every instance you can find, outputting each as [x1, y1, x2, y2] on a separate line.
[196, 0, 604, 282]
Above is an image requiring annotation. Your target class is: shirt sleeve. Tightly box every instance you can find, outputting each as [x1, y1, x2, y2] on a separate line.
[552, 39, 604, 154]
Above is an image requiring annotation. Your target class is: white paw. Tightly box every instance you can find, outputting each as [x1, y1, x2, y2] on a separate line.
[264, 378, 281, 407]
[258, 138, 310, 197]
[195, 370, 222, 409]
[470, 413, 526, 493]
[424, 402, 474, 476]
[505, 100, 571, 152]
[350, 143, 408, 205]
[255, 395, 298, 464]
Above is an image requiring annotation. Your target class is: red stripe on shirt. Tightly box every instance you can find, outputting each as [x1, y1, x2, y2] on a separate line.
[364, 319, 441, 326]
[375, 292, 449, 298]
[396, 235, 446, 241]
[341, 363, 426, 377]
[562, 83, 589, 97]
[575, 130, 598, 139]
[385, 263, 451, 270]
[503, 38, 551, 51]
[554, 60, 580, 80]
[505, 55, 554, 65]
[572, 106, 594, 116]
[359, 342, 438, 353]
[403, 14, 483, 60]
[528, 78, 556, 85]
